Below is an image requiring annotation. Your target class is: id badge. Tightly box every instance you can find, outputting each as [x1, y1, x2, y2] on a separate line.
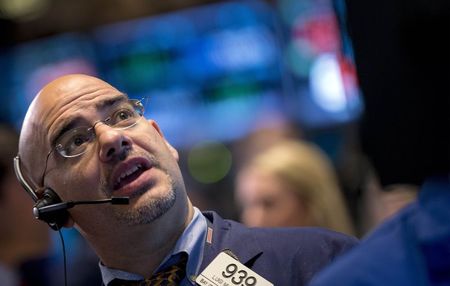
[196, 252, 273, 286]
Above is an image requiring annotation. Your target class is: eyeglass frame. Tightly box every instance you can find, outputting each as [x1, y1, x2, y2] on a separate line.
[39, 98, 145, 186]
[55, 98, 144, 158]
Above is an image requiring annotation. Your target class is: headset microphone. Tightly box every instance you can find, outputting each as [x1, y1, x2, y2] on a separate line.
[33, 197, 130, 221]
[13, 155, 130, 231]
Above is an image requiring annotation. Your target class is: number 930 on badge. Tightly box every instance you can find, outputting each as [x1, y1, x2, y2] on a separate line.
[196, 252, 273, 286]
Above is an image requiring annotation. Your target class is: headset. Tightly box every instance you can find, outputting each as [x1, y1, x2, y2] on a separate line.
[13, 156, 128, 230]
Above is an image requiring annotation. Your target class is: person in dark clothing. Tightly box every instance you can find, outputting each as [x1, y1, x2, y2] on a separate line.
[310, 0, 450, 285]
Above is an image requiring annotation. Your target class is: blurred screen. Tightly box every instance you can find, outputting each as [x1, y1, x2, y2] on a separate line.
[93, 1, 289, 147]
[2, 33, 98, 129]
[0, 0, 362, 147]
[278, 0, 362, 127]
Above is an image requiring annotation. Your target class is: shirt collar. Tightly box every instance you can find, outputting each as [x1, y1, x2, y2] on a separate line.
[100, 207, 207, 285]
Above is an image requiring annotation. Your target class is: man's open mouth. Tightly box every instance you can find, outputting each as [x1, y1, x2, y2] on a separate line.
[112, 158, 153, 191]
[114, 164, 144, 190]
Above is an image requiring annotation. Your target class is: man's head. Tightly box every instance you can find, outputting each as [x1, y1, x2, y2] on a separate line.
[17, 74, 190, 237]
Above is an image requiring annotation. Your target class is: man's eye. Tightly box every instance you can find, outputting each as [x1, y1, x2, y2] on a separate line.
[72, 134, 89, 146]
[73, 137, 86, 146]
[111, 108, 135, 125]
[117, 110, 132, 120]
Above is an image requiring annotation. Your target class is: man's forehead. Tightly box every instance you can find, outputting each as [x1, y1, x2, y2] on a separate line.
[28, 75, 115, 130]
[37, 75, 130, 140]
[18, 74, 121, 184]
[38, 74, 116, 103]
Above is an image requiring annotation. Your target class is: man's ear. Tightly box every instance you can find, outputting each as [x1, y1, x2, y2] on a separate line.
[35, 187, 75, 229]
[148, 119, 179, 161]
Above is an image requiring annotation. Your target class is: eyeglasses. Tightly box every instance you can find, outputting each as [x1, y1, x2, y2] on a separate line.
[55, 99, 144, 158]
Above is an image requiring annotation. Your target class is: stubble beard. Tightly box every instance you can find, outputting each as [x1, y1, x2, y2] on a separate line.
[101, 167, 178, 226]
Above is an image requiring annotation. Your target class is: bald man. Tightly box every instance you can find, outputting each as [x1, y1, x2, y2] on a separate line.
[15, 74, 357, 286]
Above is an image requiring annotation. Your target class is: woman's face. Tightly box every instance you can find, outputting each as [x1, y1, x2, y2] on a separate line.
[235, 168, 311, 228]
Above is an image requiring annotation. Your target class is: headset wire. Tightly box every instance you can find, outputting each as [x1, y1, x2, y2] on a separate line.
[57, 229, 68, 286]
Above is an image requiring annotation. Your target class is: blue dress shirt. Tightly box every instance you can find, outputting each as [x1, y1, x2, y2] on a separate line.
[100, 207, 207, 285]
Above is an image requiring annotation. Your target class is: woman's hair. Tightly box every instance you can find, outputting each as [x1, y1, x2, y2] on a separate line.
[246, 139, 355, 235]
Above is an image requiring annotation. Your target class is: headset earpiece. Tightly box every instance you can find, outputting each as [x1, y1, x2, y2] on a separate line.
[14, 156, 128, 231]
[33, 187, 69, 231]
[14, 156, 69, 231]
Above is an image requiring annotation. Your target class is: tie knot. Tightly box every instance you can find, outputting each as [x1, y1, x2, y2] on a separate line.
[146, 252, 188, 285]
[109, 252, 188, 286]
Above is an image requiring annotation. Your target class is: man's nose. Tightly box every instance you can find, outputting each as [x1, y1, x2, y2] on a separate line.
[94, 123, 132, 162]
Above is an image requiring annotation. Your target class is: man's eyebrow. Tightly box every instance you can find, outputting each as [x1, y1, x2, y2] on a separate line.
[50, 117, 83, 148]
[50, 94, 128, 148]
[95, 94, 128, 110]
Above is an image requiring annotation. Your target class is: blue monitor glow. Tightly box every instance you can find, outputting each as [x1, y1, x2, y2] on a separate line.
[92, 0, 362, 147]
[278, 0, 362, 128]
[92, 1, 289, 148]
[3, 33, 98, 130]
[1, 0, 362, 147]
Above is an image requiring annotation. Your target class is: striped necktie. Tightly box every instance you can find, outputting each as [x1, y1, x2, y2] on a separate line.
[109, 252, 188, 286]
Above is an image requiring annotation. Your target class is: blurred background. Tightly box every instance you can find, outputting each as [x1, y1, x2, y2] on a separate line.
[0, 0, 365, 220]
[5, 0, 438, 285]
[0, 0, 375, 284]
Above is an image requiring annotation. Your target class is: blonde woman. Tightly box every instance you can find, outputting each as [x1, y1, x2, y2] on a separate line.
[235, 139, 355, 235]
